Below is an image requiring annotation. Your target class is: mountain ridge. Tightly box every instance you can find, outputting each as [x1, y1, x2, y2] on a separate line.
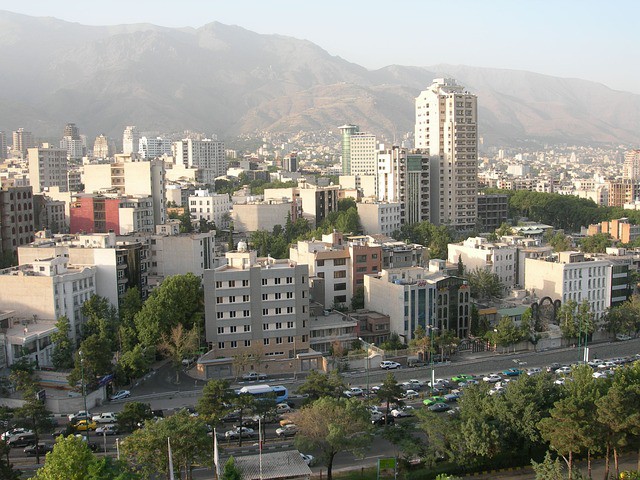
[0, 10, 638, 147]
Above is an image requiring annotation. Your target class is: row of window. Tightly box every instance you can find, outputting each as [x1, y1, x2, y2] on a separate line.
[217, 325, 252, 334]
[217, 336, 301, 350]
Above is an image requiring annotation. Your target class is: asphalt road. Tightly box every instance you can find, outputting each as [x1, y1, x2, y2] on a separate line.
[9, 338, 640, 476]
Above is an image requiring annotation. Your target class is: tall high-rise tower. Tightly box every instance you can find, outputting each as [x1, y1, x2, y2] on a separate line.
[60, 123, 84, 161]
[0, 132, 7, 160]
[12, 128, 34, 158]
[123, 126, 139, 156]
[415, 78, 478, 230]
[623, 150, 640, 180]
[339, 124, 359, 175]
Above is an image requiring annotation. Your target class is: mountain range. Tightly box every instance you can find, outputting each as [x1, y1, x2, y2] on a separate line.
[0, 10, 638, 147]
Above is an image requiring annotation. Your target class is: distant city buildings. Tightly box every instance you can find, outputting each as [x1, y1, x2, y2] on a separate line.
[122, 126, 139, 156]
[174, 138, 226, 184]
[27, 144, 69, 193]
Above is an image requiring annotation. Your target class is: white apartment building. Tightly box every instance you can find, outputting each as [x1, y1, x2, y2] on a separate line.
[356, 201, 401, 236]
[174, 139, 227, 185]
[203, 246, 311, 377]
[232, 200, 295, 233]
[448, 237, 517, 290]
[189, 190, 232, 228]
[139, 136, 172, 159]
[524, 252, 614, 320]
[349, 133, 378, 176]
[123, 126, 139, 156]
[415, 78, 478, 229]
[27, 144, 69, 193]
[0, 257, 96, 340]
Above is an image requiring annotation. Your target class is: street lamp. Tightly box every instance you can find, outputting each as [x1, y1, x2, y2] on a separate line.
[428, 327, 438, 391]
[358, 337, 370, 392]
[79, 350, 89, 442]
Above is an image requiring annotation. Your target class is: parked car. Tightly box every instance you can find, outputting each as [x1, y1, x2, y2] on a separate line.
[501, 368, 522, 377]
[7, 432, 36, 447]
[73, 420, 97, 431]
[423, 396, 447, 406]
[224, 427, 255, 439]
[451, 374, 474, 383]
[300, 453, 315, 466]
[402, 389, 420, 399]
[182, 356, 197, 366]
[343, 387, 364, 398]
[371, 415, 395, 426]
[379, 361, 401, 370]
[526, 367, 543, 376]
[428, 378, 451, 388]
[390, 406, 415, 418]
[427, 402, 451, 412]
[24, 443, 53, 456]
[110, 390, 131, 401]
[546, 363, 561, 373]
[616, 333, 632, 341]
[444, 391, 461, 402]
[1, 428, 33, 441]
[95, 424, 119, 436]
[68, 411, 92, 423]
[555, 366, 573, 375]
[482, 374, 502, 383]
[276, 424, 299, 437]
[92, 412, 117, 424]
[406, 379, 424, 389]
[275, 403, 292, 414]
[242, 371, 267, 381]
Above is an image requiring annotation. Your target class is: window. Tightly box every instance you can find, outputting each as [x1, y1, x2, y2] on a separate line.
[217, 327, 224, 334]
[275, 308, 282, 315]
[263, 338, 270, 346]
[302, 276, 306, 284]
[263, 323, 269, 330]
[242, 279, 249, 286]
[243, 295, 249, 301]
[230, 326, 237, 333]
[216, 281, 223, 288]
[317, 260, 325, 266]
[302, 291, 306, 298]
[356, 255, 367, 263]
[216, 297, 223, 304]
[302, 305, 307, 313]
[243, 325, 251, 332]
[229, 311, 236, 318]
[244, 340, 251, 347]
[334, 295, 347, 303]
[275, 292, 282, 300]
[288, 336, 294, 343]
[230, 341, 237, 348]
[286, 277, 293, 284]
[262, 293, 268, 301]
[243, 310, 250, 317]
[276, 322, 282, 329]
[335, 283, 347, 291]
[274, 278, 281, 285]
[262, 278, 268, 286]
[228, 280, 235, 287]
[287, 306, 294, 313]
[262, 308, 269, 315]
[334, 258, 346, 266]
[334, 270, 346, 278]
[229, 296, 236, 303]
[218, 342, 225, 349]
[217, 311, 224, 319]
[286, 292, 294, 299]
[287, 321, 294, 328]
[372, 254, 378, 259]
[356, 267, 367, 273]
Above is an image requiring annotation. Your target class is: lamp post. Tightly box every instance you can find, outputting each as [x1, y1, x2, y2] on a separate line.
[79, 350, 89, 442]
[358, 337, 370, 392]
[428, 327, 438, 391]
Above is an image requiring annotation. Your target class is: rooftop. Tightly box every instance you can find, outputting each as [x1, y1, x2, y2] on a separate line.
[231, 450, 312, 480]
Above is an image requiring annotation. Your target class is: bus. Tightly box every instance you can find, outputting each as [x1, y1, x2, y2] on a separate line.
[236, 384, 288, 403]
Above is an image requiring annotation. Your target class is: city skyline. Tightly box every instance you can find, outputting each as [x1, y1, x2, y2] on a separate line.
[0, 0, 638, 95]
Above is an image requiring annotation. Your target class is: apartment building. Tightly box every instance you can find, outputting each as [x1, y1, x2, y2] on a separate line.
[174, 138, 226, 185]
[448, 237, 517, 290]
[27, 144, 69, 192]
[356, 201, 401, 236]
[70, 194, 154, 235]
[202, 245, 311, 378]
[587, 218, 640, 244]
[188, 190, 232, 229]
[0, 186, 36, 257]
[477, 193, 509, 232]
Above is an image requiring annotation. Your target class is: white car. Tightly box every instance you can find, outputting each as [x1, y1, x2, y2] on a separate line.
[300, 453, 315, 465]
[402, 389, 420, 399]
[616, 333, 632, 341]
[482, 374, 502, 383]
[242, 372, 267, 381]
[555, 366, 572, 375]
[343, 387, 364, 398]
[597, 361, 616, 370]
[92, 412, 117, 424]
[110, 390, 130, 401]
[225, 427, 255, 439]
[379, 361, 401, 370]
[406, 379, 424, 388]
[593, 370, 615, 379]
[526, 367, 542, 376]
[390, 406, 415, 418]
[95, 424, 119, 435]
[68, 411, 92, 422]
[275, 403, 291, 414]
[1, 428, 33, 441]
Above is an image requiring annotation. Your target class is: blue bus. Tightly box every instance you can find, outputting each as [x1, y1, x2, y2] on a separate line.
[236, 384, 288, 403]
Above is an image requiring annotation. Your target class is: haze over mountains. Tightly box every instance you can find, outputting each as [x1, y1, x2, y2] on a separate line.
[1, 10, 639, 147]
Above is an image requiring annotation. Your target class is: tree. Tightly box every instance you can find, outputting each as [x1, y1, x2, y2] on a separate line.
[134, 273, 203, 348]
[116, 344, 154, 385]
[220, 457, 242, 480]
[0, 438, 20, 480]
[122, 410, 210, 480]
[380, 332, 405, 351]
[292, 397, 372, 480]
[50, 316, 74, 369]
[604, 295, 640, 337]
[337, 198, 356, 212]
[350, 286, 364, 311]
[581, 233, 612, 253]
[87, 457, 140, 480]
[118, 287, 143, 353]
[227, 393, 257, 446]
[296, 370, 346, 401]
[457, 255, 464, 276]
[158, 324, 199, 384]
[10, 370, 54, 464]
[496, 222, 514, 237]
[493, 316, 522, 352]
[376, 373, 403, 425]
[409, 325, 431, 363]
[32, 435, 95, 480]
[196, 379, 233, 423]
[466, 267, 504, 300]
[168, 210, 194, 233]
[67, 335, 113, 390]
[531, 452, 566, 480]
[117, 402, 153, 433]
[81, 295, 118, 347]
[548, 232, 572, 252]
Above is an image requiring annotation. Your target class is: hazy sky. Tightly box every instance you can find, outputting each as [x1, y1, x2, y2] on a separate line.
[1, 0, 638, 94]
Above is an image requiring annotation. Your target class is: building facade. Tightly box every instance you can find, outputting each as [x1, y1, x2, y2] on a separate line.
[188, 190, 232, 229]
[27, 144, 69, 192]
[447, 237, 517, 290]
[174, 139, 227, 184]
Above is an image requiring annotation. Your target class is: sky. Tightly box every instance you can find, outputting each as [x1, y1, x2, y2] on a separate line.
[1, 0, 638, 94]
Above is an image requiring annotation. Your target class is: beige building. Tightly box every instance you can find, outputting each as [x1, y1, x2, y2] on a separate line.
[264, 181, 339, 227]
[28, 144, 69, 193]
[188, 190, 232, 229]
[173, 138, 226, 184]
[415, 78, 478, 229]
[0, 256, 96, 340]
[202, 245, 313, 379]
[231, 200, 296, 233]
[447, 237, 517, 290]
[357, 201, 401, 236]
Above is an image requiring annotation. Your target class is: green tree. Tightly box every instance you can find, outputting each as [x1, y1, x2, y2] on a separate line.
[292, 397, 372, 480]
[580, 232, 612, 253]
[220, 457, 242, 480]
[466, 267, 504, 300]
[117, 402, 153, 433]
[116, 344, 153, 385]
[557, 299, 579, 341]
[87, 457, 140, 480]
[50, 316, 74, 369]
[350, 286, 364, 311]
[493, 316, 522, 352]
[380, 332, 405, 351]
[168, 210, 194, 233]
[158, 324, 199, 384]
[122, 410, 210, 480]
[376, 373, 403, 425]
[496, 222, 514, 237]
[531, 452, 566, 480]
[457, 255, 464, 275]
[81, 295, 118, 347]
[227, 393, 257, 447]
[196, 379, 233, 424]
[409, 325, 432, 363]
[548, 231, 572, 252]
[134, 273, 203, 348]
[68, 335, 113, 390]
[32, 435, 95, 480]
[338, 198, 357, 212]
[296, 370, 346, 401]
[10, 370, 54, 464]
[118, 287, 143, 352]
[0, 439, 20, 480]
[604, 295, 640, 337]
